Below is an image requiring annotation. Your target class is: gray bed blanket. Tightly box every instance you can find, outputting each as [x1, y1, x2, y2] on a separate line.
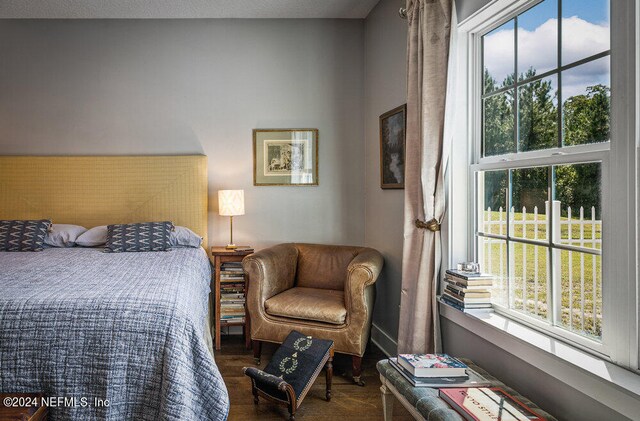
[0, 247, 229, 420]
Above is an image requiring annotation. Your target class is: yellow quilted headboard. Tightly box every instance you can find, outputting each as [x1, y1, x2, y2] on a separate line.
[0, 155, 208, 246]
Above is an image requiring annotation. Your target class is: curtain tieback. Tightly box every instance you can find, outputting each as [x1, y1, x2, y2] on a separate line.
[415, 218, 441, 232]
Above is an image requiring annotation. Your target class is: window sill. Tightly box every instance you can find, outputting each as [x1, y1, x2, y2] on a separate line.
[439, 302, 640, 419]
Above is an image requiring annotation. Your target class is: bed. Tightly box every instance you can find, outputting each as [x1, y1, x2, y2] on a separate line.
[0, 156, 229, 420]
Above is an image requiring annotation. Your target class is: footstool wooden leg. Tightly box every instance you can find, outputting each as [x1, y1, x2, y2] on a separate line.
[287, 400, 296, 421]
[380, 382, 394, 421]
[325, 349, 334, 401]
[352, 355, 364, 386]
[284, 383, 298, 421]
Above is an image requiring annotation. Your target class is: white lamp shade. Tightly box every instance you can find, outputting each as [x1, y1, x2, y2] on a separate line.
[218, 190, 245, 216]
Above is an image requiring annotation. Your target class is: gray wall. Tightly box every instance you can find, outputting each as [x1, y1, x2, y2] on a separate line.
[363, 0, 407, 353]
[0, 19, 365, 248]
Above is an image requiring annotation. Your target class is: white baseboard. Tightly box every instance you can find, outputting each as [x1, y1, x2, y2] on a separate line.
[371, 323, 398, 357]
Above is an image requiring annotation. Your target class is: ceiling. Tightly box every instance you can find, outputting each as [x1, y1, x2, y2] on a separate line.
[0, 0, 382, 19]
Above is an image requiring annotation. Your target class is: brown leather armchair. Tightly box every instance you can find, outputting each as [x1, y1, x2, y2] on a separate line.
[243, 243, 384, 385]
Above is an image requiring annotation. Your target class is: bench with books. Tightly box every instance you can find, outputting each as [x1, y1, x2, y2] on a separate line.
[377, 354, 556, 421]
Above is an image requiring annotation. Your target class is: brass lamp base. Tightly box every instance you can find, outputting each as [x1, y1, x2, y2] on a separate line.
[226, 215, 237, 250]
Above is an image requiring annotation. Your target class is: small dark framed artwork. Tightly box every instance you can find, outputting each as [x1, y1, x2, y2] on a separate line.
[379, 104, 406, 189]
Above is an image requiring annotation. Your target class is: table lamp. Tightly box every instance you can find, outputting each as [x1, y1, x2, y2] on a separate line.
[218, 189, 245, 250]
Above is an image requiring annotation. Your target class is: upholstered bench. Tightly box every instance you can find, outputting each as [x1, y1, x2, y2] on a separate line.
[244, 331, 334, 421]
[377, 359, 556, 421]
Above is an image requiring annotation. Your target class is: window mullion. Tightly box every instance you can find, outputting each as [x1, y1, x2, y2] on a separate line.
[480, 34, 485, 159]
[513, 9, 524, 312]
[549, 166, 559, 325]
[481, 51, 612, 102]
[507, 170, 513, 309]
[514, 15, 520, 155]
[557, 0, 563, 149]
[472, 147, 609, 172]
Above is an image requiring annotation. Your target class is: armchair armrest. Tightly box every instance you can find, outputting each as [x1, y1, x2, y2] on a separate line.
[345, 248, 384, 319]
[243, 243, 299, 309]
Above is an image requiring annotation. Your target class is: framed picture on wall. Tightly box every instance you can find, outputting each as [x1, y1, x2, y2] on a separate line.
[379, 104, 406, 189]
[253, 129, 319, 186]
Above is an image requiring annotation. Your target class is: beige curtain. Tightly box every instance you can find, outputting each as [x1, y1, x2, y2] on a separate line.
[398, 0, 452, 354]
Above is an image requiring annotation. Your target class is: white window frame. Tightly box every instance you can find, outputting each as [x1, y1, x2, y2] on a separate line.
[448, 0, 638, 372]
[474, 0, 610, 355]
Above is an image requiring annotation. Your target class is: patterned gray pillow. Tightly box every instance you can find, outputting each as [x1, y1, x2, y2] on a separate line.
[0, 219, 52, 251]
[105, 221, 174, 253]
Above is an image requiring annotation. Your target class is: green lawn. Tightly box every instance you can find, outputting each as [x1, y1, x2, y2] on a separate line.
[479, 210, 602, 339]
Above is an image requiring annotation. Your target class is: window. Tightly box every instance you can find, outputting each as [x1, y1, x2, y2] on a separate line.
[474, 0, 611, 348]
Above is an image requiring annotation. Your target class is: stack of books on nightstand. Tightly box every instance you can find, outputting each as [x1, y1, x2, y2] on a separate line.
[220, 262, 246, 324]
[440, 269, 493, 312]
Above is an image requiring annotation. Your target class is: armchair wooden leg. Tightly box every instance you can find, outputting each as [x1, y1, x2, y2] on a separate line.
[352, 356, 364, 386]
[325, 354, 333, 401]
[253, 340, 262, 364]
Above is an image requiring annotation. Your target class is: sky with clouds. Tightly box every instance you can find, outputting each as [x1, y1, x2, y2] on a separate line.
[483, 0, 610, 99]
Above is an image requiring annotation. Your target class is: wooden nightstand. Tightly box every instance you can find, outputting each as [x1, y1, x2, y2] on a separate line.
[210, 247, 254, 351]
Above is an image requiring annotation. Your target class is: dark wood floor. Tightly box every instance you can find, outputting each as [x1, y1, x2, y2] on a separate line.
[215, 335, 413, 421]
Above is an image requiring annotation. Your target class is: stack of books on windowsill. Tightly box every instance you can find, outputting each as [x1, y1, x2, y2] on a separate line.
[440, 269, 493, 312]
[220, 262, 246, 324]
[388, 354, 490, 388]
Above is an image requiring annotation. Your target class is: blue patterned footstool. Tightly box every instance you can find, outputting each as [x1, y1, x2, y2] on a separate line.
[243, 331, 334, 421]
[377, 359, 556, 421]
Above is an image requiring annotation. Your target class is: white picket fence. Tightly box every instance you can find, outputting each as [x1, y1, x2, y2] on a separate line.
[480, 200, 602, 338]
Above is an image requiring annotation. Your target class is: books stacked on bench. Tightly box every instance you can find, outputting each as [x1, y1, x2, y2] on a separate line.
[388, 354, 490, 388]
[220, 262, 246, 324]
[439, 387, 544, 421]
[441, 269, 493, 312]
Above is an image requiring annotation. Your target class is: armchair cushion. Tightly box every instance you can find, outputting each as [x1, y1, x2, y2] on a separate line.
[265, 287, 347, 325]
[295, 243, 363, 290]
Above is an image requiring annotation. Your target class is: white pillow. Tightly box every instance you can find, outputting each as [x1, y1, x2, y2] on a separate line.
[44, 224, 88, 248]
[75, 225, 108, 247]
[170, 226, 203, 248]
